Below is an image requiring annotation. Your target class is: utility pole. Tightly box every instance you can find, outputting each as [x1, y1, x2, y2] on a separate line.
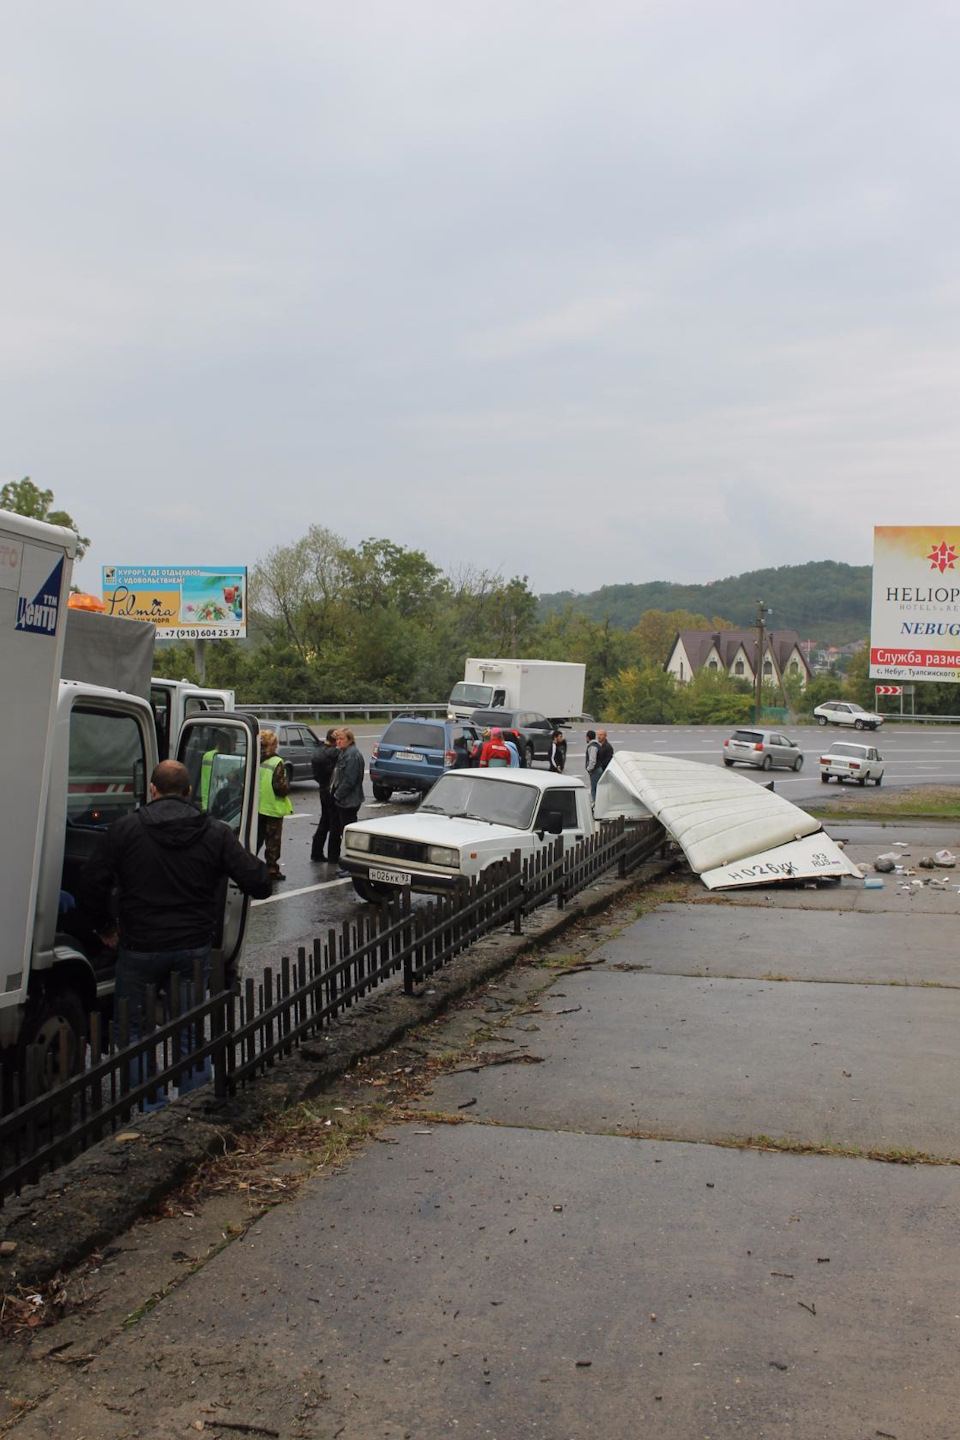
[754, 601, 769, 723]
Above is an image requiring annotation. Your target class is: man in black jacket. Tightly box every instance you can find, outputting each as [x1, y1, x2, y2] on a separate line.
[310, 728, 340, 862]
[79, 759, 272, 1100]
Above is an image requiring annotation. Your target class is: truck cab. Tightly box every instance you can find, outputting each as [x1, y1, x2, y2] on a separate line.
[150, 678, 236, 760]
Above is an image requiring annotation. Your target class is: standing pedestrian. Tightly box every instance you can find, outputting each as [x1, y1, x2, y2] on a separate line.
[479, 727, 512, 767]
[548, 730, 567, 773]
[585, 729, 601, 800]
[257, 729, 294, 881]
[310, 728, 340, 862]
[330, 727, 366, 872]
[79, 759, 272, 1107]
[596, 729, 614, 785]
[504, 728, 527, 767]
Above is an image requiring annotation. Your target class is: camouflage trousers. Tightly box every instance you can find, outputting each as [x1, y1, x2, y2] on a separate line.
[257, 815, 285, 877]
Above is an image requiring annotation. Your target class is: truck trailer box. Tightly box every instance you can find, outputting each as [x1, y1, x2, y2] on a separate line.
[448, 659, 585, 722]
[0, 510, 77, 1019]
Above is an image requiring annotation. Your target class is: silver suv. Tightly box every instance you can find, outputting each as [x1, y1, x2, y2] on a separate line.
[723, 728, 804, 772]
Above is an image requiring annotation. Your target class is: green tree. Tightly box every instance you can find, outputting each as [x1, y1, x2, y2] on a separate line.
[0, 477, 90, 558]
[629, 610, 736, 668]
[675, 669, 754, 726]
[601, 663, 680, 723]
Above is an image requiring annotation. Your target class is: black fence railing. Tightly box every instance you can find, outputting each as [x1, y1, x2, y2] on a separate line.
[0, 818, 666, 1205]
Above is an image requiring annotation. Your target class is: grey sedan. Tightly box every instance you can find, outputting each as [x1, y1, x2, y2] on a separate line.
[722, 727, 804, 771]
[254, 718, 325, 784]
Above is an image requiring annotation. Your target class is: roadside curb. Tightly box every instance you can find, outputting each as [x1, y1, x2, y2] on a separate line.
[0, 857, 676, 1288]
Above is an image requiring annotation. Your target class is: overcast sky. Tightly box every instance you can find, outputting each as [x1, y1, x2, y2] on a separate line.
[4, 2, 960, 597]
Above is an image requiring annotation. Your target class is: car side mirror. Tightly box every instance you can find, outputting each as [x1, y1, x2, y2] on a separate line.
[542, 810, 563, 835]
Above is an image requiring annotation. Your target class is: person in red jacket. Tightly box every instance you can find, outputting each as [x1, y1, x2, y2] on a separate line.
[479, 727, 512, 767]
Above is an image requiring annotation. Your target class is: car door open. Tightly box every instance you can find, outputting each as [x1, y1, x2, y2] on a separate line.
[175, 713, 261, 972]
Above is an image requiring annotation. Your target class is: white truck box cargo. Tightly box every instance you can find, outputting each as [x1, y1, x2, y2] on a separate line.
[447, 659, 585, 722]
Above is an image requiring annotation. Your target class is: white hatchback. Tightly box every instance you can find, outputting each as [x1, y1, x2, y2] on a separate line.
[819, 741, 884, 785]
[813, 701, 883, 731]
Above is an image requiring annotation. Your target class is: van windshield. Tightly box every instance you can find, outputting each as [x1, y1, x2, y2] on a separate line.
[420, 773, 537, 829]
[450, 683, 493, 706]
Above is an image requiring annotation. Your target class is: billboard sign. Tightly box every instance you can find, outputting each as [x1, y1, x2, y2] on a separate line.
[870, 527, 960, 682]
[101, 566, 246, 639]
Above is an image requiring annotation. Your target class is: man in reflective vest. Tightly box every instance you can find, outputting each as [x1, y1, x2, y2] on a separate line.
[257, 729, 294, 881]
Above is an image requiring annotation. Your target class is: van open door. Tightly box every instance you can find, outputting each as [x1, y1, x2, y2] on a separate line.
[175, 713, 261, 973]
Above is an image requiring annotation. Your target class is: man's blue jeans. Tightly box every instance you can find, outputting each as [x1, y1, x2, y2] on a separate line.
[115, 945, 212, 1110]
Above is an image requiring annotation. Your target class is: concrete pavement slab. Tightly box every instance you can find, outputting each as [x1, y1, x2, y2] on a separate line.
[418, 968, 960, 1157]
[602, 903, 960, 986]
[14, 1123, 958, 1439]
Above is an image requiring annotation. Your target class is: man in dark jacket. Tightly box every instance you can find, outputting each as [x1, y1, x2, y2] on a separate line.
[329, 727, 366, 869]
[79, 759, 272, 1101]
[310, 728, 340, 862]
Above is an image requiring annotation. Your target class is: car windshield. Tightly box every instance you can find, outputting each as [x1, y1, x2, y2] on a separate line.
[419, 773, 538, 829]
[827, 744, 867, 757]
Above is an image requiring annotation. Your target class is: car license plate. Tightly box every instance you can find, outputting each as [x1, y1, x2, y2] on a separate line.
[369, 867, 412, 885]
[394, 751, 424, 762]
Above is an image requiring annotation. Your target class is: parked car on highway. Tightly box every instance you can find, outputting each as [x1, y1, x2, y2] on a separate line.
[722, 727, 804, 771]
[369, 716, 481, 801]
[342, 768, 593, 900]
[252, 718, 324, 784]
[469, 708, 556, 765]
[819, 741, 884, 785]
[813, 700, 884, 730]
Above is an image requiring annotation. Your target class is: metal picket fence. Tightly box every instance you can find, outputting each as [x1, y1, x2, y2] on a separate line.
[0, 817, 666, 1204]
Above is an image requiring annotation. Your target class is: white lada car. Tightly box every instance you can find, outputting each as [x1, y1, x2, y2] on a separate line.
[340, 769, 596, 901]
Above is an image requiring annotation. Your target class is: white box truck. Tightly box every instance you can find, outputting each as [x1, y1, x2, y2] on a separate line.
[0, 510, 260, 1095]
[447, 659, 586, 723]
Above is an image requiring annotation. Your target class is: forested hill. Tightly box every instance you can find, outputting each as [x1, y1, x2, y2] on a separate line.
[538, 560, 872, 643]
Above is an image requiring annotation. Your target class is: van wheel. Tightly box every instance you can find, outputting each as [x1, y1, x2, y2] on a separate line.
[372, 783, 392, 802]
[17, 988, 87, 1095]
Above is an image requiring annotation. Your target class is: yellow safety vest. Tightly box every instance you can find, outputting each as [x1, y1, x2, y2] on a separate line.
[258, 755, 293, 818]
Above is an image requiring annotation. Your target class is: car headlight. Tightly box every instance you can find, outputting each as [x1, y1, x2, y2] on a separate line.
[347, 830, 371, 852]
[427, 845, 459, 867]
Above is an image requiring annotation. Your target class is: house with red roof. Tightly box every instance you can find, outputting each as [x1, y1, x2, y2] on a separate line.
[664, 629, 811, 689]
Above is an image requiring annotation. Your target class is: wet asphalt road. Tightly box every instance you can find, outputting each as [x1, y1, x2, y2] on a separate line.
[243, 721, 960, 983]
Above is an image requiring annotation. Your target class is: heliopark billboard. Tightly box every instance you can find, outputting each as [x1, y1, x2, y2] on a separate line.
[870, 527, 960, 682]
[101, 565, 246, 639]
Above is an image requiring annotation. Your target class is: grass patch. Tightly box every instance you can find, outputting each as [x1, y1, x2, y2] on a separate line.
[809, 783, 960, 822]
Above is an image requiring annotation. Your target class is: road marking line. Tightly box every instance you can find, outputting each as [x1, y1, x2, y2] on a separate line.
[253, 878, 351, 906]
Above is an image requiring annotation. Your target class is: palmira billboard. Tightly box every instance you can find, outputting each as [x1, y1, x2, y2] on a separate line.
[101, 566, 247, 640]
[871, 527, 960, 682]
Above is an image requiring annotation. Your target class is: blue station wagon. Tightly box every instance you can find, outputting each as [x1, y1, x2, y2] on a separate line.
[370, 716, 481, 801]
